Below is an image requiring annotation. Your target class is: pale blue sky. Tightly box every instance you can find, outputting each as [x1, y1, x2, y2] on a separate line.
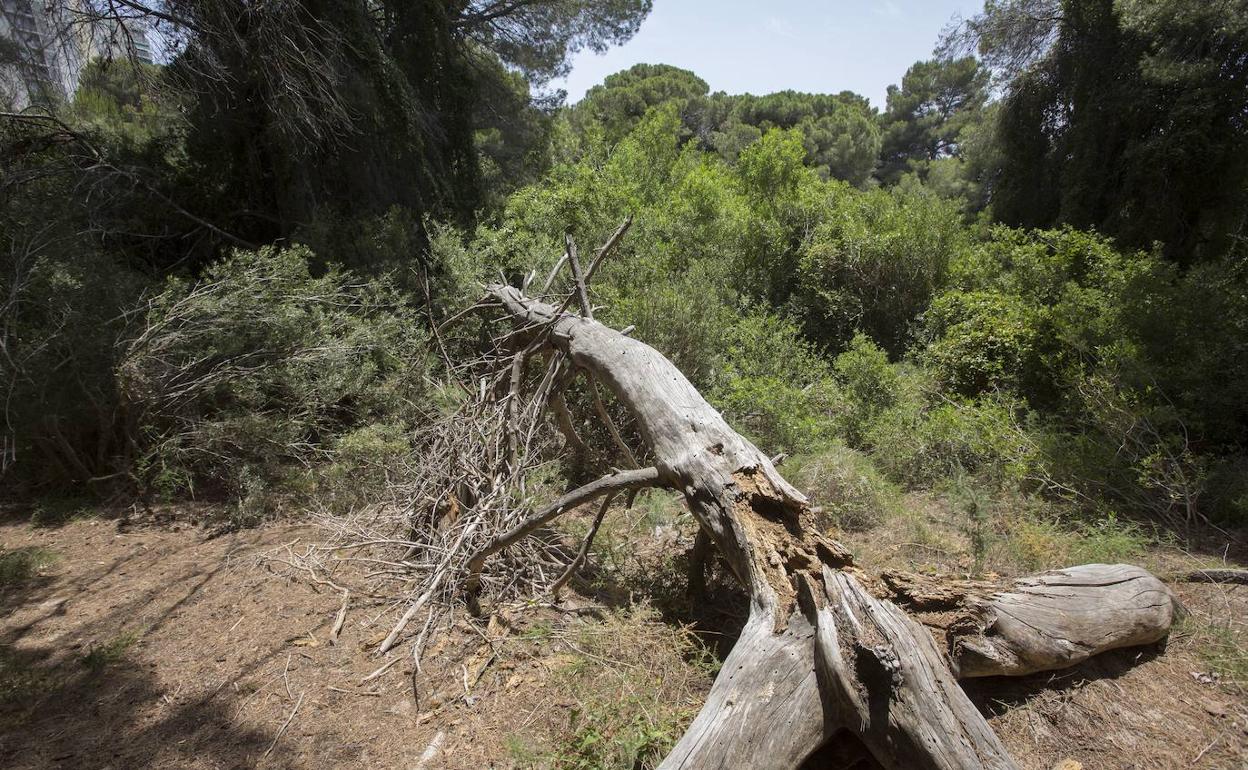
[554, 0, 983, 109]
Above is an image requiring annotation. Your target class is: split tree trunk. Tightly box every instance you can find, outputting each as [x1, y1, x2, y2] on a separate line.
[485, 284, 1019, 770]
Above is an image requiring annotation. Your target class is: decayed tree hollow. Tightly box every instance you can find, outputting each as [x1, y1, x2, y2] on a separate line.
[948, 564, 1179, 678]
[485, 283, 1021, 770]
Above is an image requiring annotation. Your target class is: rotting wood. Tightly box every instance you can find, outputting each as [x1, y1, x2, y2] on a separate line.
[1174, 567, 1248, 585]
[814, 568, 1017, 769]
[340, 222, 1179, 769]
[882, 569, 998, 610]
[948, 563, 1179, 678]
[485, 282, 1021, 770]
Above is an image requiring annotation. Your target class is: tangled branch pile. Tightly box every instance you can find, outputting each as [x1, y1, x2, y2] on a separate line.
[288, 221, 639, 656]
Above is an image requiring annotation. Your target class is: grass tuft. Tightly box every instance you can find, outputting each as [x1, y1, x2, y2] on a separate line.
[0, 547, 58, 586]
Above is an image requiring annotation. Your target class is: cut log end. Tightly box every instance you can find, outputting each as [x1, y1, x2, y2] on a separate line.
[948, 563, 1179, 678]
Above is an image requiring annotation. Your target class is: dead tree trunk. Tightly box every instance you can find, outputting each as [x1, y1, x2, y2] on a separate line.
[947, 564, 1179, 678]
[484, 283, 1020, 770]
[884, 564, 1180, 679]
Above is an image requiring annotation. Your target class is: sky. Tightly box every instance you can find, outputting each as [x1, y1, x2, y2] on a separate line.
[553, 0, 984, 110]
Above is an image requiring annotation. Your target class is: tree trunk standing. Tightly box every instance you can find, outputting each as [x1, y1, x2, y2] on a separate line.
[484, 284, 1020, 770]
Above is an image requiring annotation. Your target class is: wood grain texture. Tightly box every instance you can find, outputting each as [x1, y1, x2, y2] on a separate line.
[488, 284, 1022, 770]
[949, 563, 1179, 678]
[816, 568, 1018, 770]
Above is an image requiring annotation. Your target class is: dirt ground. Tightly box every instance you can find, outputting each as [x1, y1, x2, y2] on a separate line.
[0, 508, 1245, 769]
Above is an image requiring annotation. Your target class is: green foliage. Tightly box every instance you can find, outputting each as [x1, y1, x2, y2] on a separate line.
[796, 185, 966, 352]
[572, 63, 709, 144]
[978, 0, 1248, 262]
[118, 245, 431, 512]
[829, 335, 1034, 489]
[878, 57, 990, 188]
[708, 90, 881, 186]
[1204, 457, 1248, 527]
[867, 393, 1033, 489]
[82, 632, 139, 671]
[736, 127, 809, 202]
[710, 311, 836, 453]
[830, 334, 901, 446]
[1000, 508, 1151, 572]
[920, 226, 1248, 523]
[0, 241, 147, 488]
[788, 445, 901, 532]
[0, 547, 57, 586]
[923, 290, 1039, 395]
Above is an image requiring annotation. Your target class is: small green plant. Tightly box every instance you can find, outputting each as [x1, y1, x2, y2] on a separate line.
[504, 734, 542, 766]
[519, 607, 711, 769]
[0, 547, 57, 586]
[82, 632, 139, 671]
[552, 708, 680, 770]
[996, 504, 1151, 573]
[520, 620, 555, 641]
[632, 489, 686, 531]
[1067, 513, 1151, 564]
[0, 646, 49, 704]
[1176, 611, 1248, 693]
[28, 498, 91, 528]
[1197, 619, 1248, 690]
[953, 480, 992, 576]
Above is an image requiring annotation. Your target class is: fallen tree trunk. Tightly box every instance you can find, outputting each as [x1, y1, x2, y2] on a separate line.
[947, 564, 1179, 678]
[885, 564, 1180, 679]
[485, 283, 1019, 770]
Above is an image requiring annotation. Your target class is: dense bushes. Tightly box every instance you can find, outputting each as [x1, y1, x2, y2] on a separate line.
[4, 35, 1245, 543]
[795, 185, 966, 353]
[118, 246, 431, 512]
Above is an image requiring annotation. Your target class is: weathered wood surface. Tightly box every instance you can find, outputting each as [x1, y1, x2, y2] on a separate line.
[486, 283, 1022, 770]
[816, 568, 1017, 770]
[1175, 568, 1248, 585]
[948, 563, 1179, 678]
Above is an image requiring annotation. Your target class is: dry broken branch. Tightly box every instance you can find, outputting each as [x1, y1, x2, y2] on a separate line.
[292, 221, 1182, 770]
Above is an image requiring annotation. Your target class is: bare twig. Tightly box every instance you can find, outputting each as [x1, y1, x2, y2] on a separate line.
[589, 375, 640, 469]
[565, 233, 593, 319]
[361, 656, 401, 683]
[551, 492, 615, 596]
[464, 466, 664, 599]
[263, 691, 304, 758]
[330, 590, 350, 645]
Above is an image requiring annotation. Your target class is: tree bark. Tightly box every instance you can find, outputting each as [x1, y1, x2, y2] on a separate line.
[486, 284, 1021, 770]
[947, 563, 1179, 678]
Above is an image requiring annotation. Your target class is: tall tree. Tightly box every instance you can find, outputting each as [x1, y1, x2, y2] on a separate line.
[955, 0, 1248, 262]
[9, 0, 651, 270]
[877, 57, 990, 185]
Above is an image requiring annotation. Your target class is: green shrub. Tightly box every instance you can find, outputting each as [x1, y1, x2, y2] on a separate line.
[922, 290, 1040, 395]
[787, 445, 900, 532]
[867, 393, 1033, 489]
[710, 310, 837, 453]
[830, 333, 902, 447]
[795, 184, 967, 352]
[997, 504, 1151, 572]
[0, 547, 57, 586]
[118, 245, 431, 514]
